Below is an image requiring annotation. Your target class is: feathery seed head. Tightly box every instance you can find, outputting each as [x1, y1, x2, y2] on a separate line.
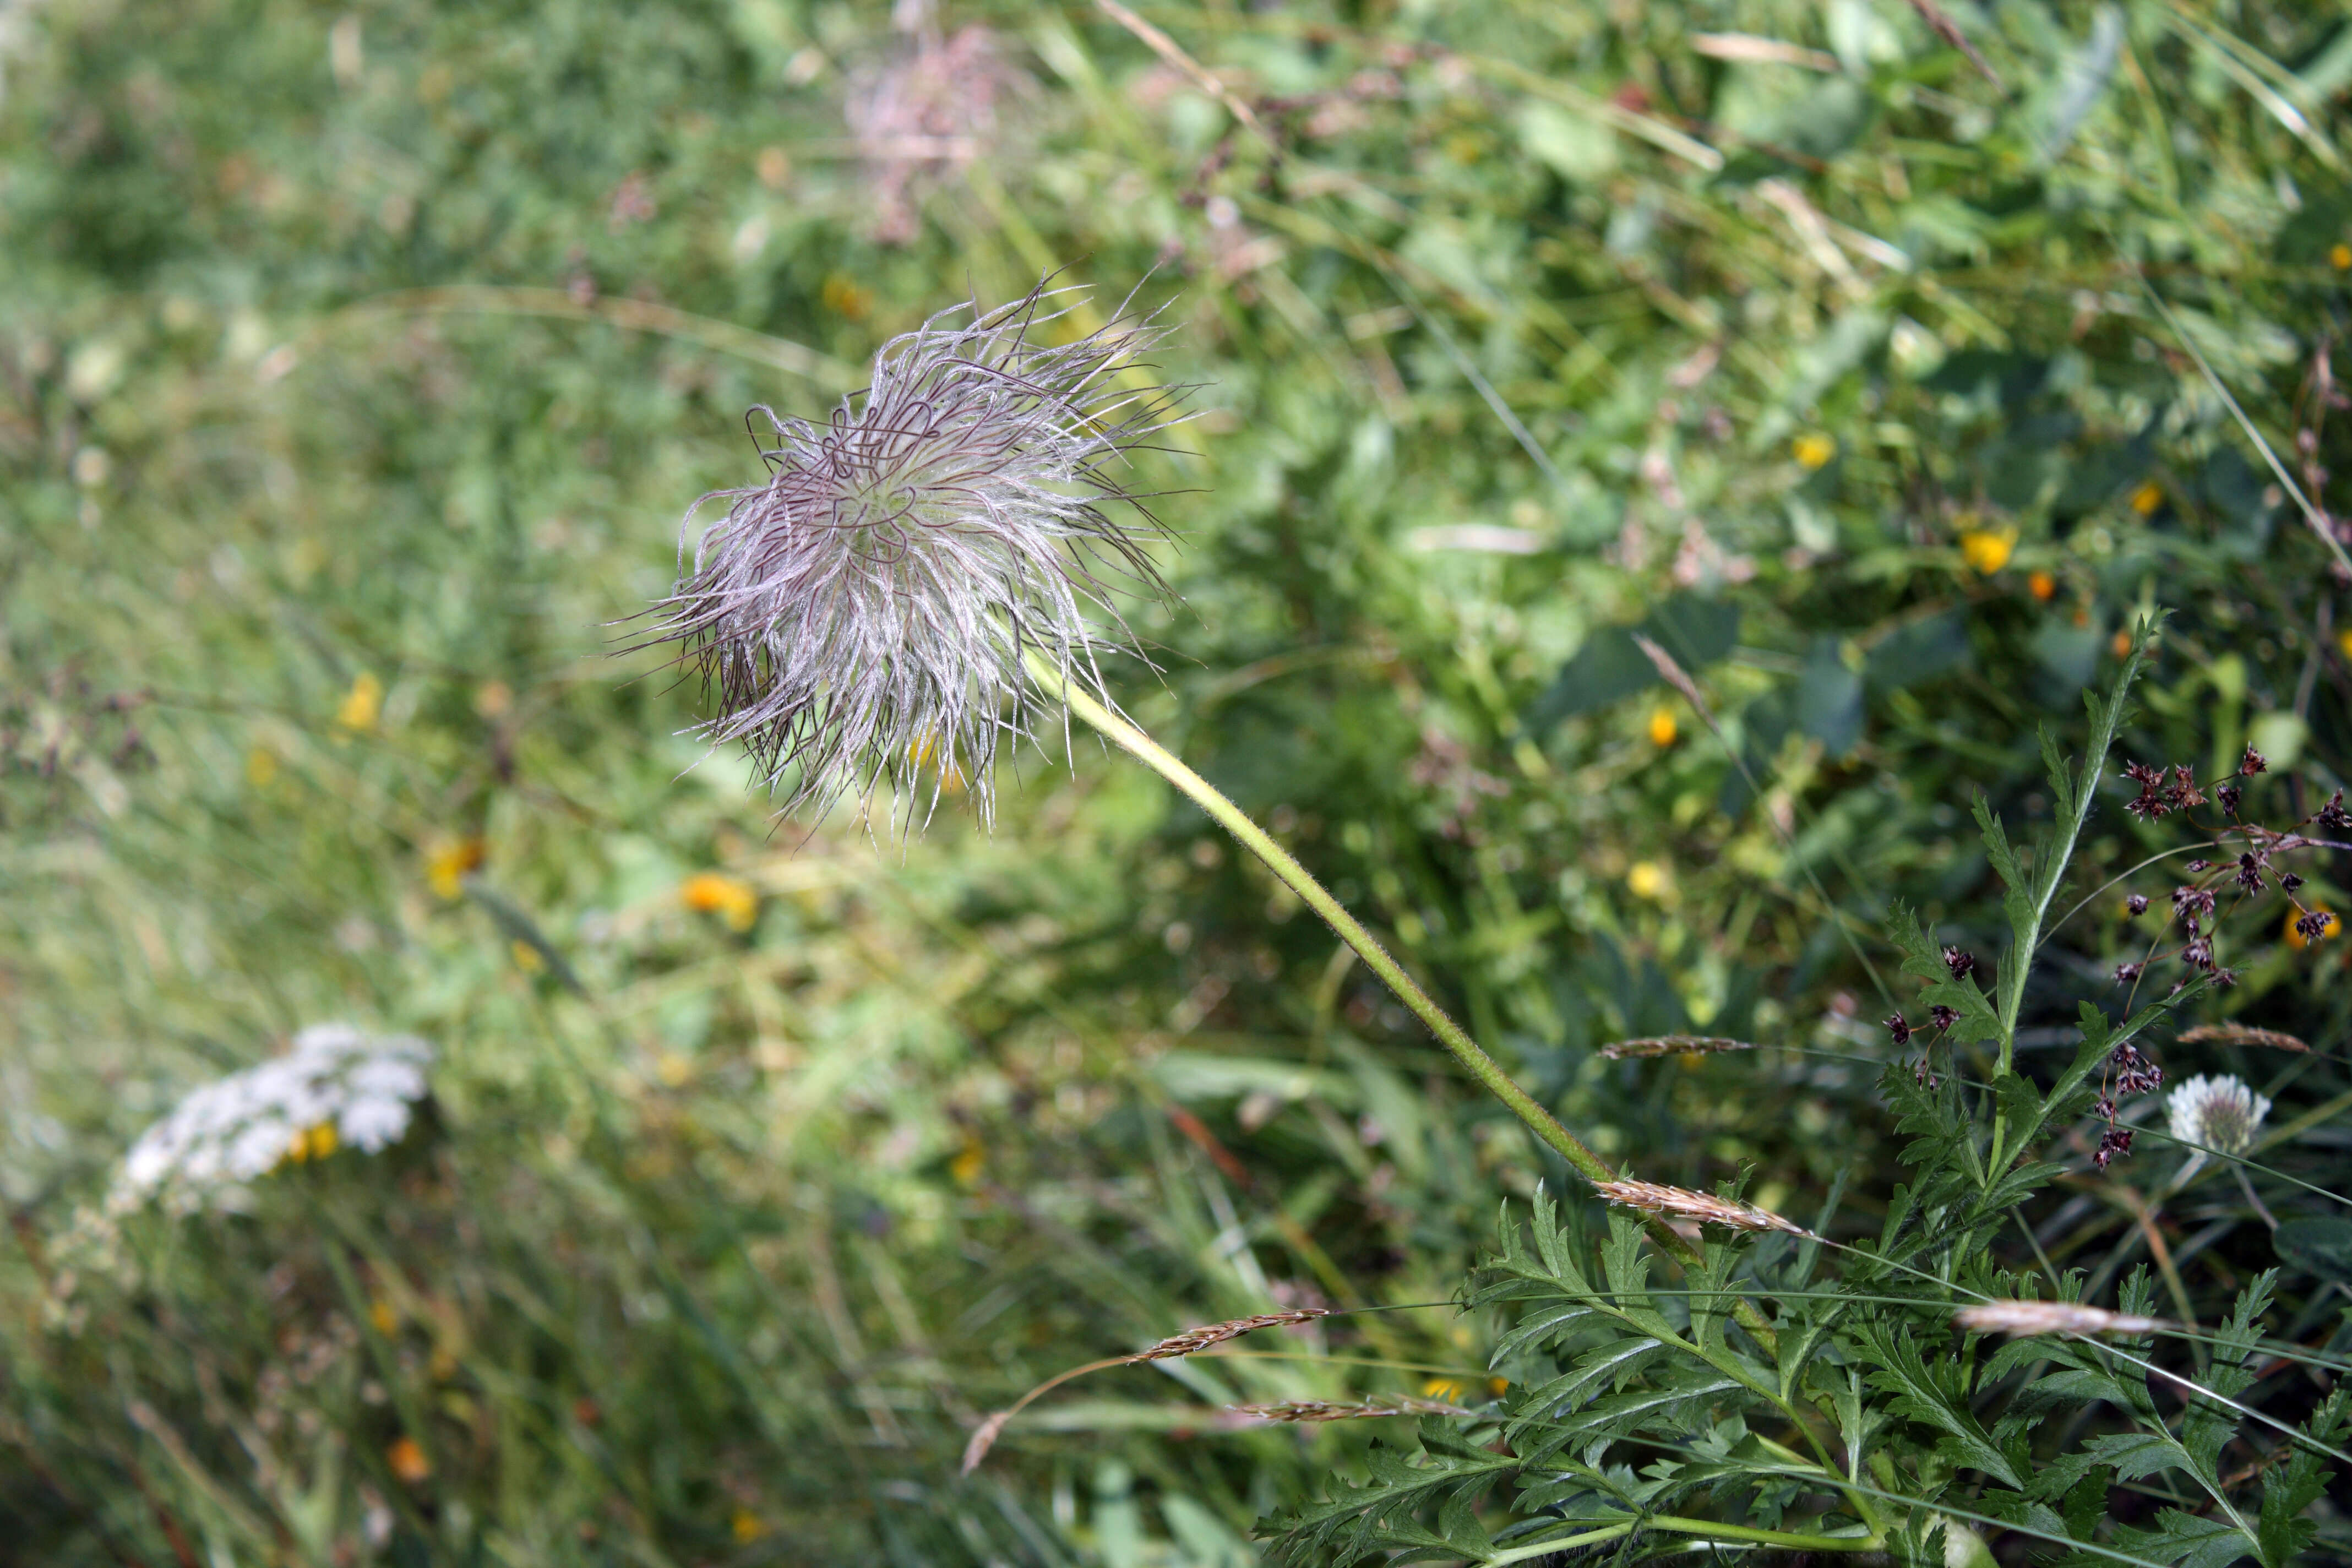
[649, 280, 1183, 830]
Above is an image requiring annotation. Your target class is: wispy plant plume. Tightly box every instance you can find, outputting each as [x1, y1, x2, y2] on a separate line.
[647, 278, 1184, 830]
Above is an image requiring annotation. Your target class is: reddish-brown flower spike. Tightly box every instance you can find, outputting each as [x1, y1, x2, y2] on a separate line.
[2240, 744, 2268, 775]
[1885, 1012, 1911, 1046]
[643, 280, 1186, 830]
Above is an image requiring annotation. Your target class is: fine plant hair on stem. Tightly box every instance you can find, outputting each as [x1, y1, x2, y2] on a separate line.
[641, 277, 1188, 832]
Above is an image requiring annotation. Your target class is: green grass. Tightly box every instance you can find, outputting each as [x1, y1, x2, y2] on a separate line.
[4, 0, 2351, 1561]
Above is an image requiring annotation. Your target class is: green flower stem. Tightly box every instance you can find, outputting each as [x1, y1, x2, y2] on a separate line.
[1032, 656, 1781, 1351]
[1482, 1516, 1880, 1564]
[1034, 658, 1613, 1181]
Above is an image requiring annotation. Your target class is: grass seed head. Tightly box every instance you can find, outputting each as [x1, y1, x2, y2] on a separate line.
[1591, 1178, 1808, 1236]
[1954, 1301, 2169, 1338]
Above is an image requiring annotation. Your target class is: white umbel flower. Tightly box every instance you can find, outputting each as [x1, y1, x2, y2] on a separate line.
[2166, 1071, 2271, 1182]
[112, 1025, 433, 1213]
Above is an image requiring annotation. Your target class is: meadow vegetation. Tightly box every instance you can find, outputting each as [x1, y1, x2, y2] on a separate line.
[4, 0, 2351, 1562]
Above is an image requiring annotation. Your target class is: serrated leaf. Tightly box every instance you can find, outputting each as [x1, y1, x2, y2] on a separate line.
[1863, 1323, 2024, 1489]
[2112, 1507, 2256, 1568]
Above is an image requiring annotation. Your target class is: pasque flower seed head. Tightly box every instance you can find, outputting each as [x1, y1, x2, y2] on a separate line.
[648, 280, 1184, 828]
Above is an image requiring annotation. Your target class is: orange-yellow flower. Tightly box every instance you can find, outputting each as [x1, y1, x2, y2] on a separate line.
[2027, 570, 2056, 602]
[1958, 526, 2017, 574]
[2286, 907, 2338, 949]
[950, 1136, 985, 1186]
[387, 1436, 431, 1484]
[732, 1511, 767, 1544]
[369, 1297, 400, 1336]
[820, 273, 872, 320]
[1792, 433, 1836, 470]
[427, 837, 486, 900]
[1647, 706, 1678, 747]
[280, 1121, 337, 1166]
[337, 672, 383, 732]
[1420, 1376, 1468, 1401]
[2333, 243, 2351, 271]
[681, 872, 759, 932]
[1626, 861, 1667, 900]
[2127, 481, 2163, 517]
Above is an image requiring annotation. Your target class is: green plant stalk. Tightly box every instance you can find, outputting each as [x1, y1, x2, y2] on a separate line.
[1033, 656, 1611, 1177]
[1992, 630, 2150, 1077]
[1482, 1515, 1879, 1565]
[1027, 656, 1785, 1346]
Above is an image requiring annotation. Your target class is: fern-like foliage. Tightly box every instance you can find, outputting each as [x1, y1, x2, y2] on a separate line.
[1264, 628, 2346, 1566]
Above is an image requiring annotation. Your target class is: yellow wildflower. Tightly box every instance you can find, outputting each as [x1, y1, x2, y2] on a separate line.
[907, 731, 966, 793]
[1487, 1376, 1510, 1397]
[2333, 243, 2351, 271]
[950, 1137, 985, 1186]
[1420, 1376, 1467, 1402]
[1647, 706, 1678, 747]
[307, 1122, 337, 1160]
[336, 672, 383, 732]
[820, 273, 871, 320]
[2286, 907, 2338, 950]
[1958, 525, 2017, 574]
[1626, 861, 1666, 900]
[387, 1436, 431, 1484]
[426, 837, 486, 900]
[680, 872, 759, 932]
[245, 747, 279, 787]
[369, 1297, 400, 1336]
[2127, 481, 2163, 517]
[510, 939, 545, 973]
[732, 1511, 767, 1544]
[1792, 433, 1836, 470]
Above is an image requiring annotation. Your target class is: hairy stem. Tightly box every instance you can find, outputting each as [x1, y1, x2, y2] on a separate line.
[1030, 656, 1781, 1348]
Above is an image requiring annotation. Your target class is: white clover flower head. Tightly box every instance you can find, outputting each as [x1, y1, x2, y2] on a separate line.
[647, 277, 1184, 830]
[2166, 1071, 2271, 1177]
[112, 1025, 433, 1215]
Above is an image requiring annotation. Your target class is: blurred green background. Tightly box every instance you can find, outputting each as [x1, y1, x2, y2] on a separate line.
[5, 0, 2351, 1561]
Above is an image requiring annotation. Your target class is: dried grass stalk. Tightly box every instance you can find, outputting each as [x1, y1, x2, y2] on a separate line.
[962, 1308, 1331, 1473]
[2177, 1022, 2309, 1053]
[1231, 1393, 1469, 1423]
[1954, 1301, 2170, 1337]
[1600, 1035, 1758, 1060]
[1133, 1309, 1328, 1362]
[1592, 1179, 1810, 1237]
